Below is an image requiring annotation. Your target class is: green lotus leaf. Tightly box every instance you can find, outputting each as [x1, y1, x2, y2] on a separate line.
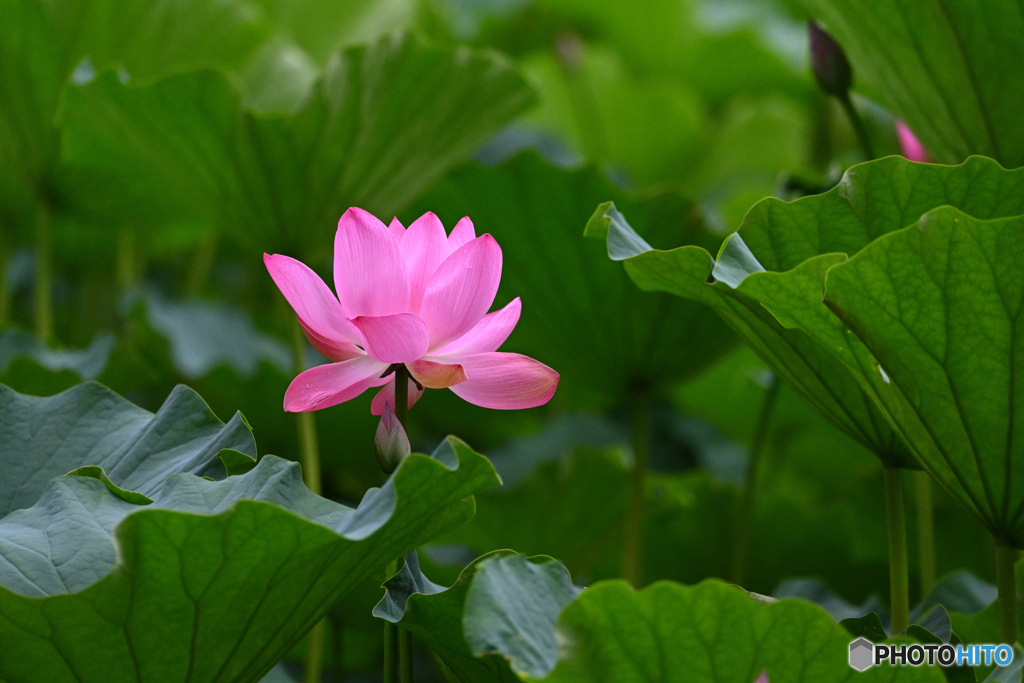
[381, 553, 943, 683]
[539, 580, 944, 683]
[0, 381, 255, 517]
[0, 329, 114, 395]
[801, 0, 1024, 168]
[822, 207, 1024, 544]
[57, 34, 536, 258]
[590, 156, 1024, 466]
[411, 152, 736, 407]
[376, 551, 580, 682]
[0, 381, 500, 682]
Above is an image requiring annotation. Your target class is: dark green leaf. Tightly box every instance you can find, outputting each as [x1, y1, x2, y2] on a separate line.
[0, 381, 255, 517]
[376, 551, 580, 682]
[58, 34, 536, 257]
[594, 156, 1024, 466]
[0, 379, 500, 682]
[412, 153, 736, 407]
[542, 579, 943, 682]
[823, 206, 1024, 542]
[802, 0, 1024, 167]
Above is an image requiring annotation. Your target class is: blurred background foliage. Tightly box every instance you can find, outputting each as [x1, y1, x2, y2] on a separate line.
[0, 0, 997, 678]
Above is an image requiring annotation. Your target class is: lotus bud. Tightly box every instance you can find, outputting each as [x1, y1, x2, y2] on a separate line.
[374, 402, 410, 474]
[809, 21, 852, 96]
[896, 121, 931, 163]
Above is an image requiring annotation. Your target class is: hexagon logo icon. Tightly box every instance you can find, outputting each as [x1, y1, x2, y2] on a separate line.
[849, 638, 874, 671]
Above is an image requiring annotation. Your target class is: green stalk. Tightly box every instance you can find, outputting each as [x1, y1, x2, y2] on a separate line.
[386, 365, 412, 683]
[185, 233, 217, 297]
[837, 93, 875, 160]
[621, 398, 650, 586]
[914, 471, 936, 598]
[883, 466, 910, 635]
[996, 542, 1019, 645]
[291, 323, 325, 683]
[34, 202, 53, 344]
[0, 230, 11, 329]
[391, 368, 411, 683]
[384, 557, 399, 683]
[730, 377, 780, 586]
[116, 224, 138, 291]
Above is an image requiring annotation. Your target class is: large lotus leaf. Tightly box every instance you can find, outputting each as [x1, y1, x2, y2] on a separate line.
[0, 0, 284, 231]
[410, 153, 736, 406]
[539, 580, 943, 683]
[590, 156, 1024, 466]
[822, 207, 1024, 544]
[57, 34, 535, 258]
[0, 381, 255, 517]
[376, 551, 580, 682]
[0, 329, 114, 396]
[380, 554, 942, 683]
[0, 381, 500, 682]
[801, 0, 1024, 168]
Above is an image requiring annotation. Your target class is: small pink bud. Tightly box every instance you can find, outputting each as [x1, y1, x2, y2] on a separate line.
[896, 121, 931, 163]
[809, 21, 852, 96]
[374, 402, 410, 474]
[752, 671, 769, 683]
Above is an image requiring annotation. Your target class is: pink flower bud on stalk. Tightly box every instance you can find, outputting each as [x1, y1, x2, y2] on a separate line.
[374, 402, 410, 474]
[809, 21, 852, 96]
[896, 120, 932, 162]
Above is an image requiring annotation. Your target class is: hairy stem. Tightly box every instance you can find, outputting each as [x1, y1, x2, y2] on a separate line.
[884, 466, 909, 635]
[34, 202, 53, 344]
[291, 324, 325, 682]
[996, 542, 1019, 645]
[914, 471, 936, 598]
[730, 377, 780, 586]
[837, 93, 875, 160]
[621, 398, 650, 586]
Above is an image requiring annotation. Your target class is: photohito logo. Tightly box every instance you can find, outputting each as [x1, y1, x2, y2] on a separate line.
[849, 638, 1014, 671]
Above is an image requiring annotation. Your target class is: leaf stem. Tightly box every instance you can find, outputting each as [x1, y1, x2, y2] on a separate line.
[730, 376, 780, 586]
[621, 397, 650, 586]
[914, 471, 936, 598]
[291, 323, 325, 683]
[116, 224, 139, 291]
[34, 201, 53, 345]
[996, 542, 1019, 645]
[837, 92, 875, 160]
[883, 466, 909, 635]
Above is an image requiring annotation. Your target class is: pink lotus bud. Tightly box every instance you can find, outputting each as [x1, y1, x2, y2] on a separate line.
[752, 671, 769, 683]
[374, 402, 410, 474]
[896, 121, 931, 163]
[809, 21, 852, 96]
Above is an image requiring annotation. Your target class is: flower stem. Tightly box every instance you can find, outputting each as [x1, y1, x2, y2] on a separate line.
[883, 465, 909, 635]
[621, 397, 650, 586]
[290, 323, 325, 683]
[837, 92, 875, 160]
[730, 376, 780, 586]
[996, 542, 1019, 645]
[383, 558, 399, 683]
[388, 365, 413, 683]
[914, 471, 936, 598]
[34, 202, 53, 345]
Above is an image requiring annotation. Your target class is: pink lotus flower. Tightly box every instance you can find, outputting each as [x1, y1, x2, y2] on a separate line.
[896, 121, 931, 163]
[265, 208, 559, 414]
